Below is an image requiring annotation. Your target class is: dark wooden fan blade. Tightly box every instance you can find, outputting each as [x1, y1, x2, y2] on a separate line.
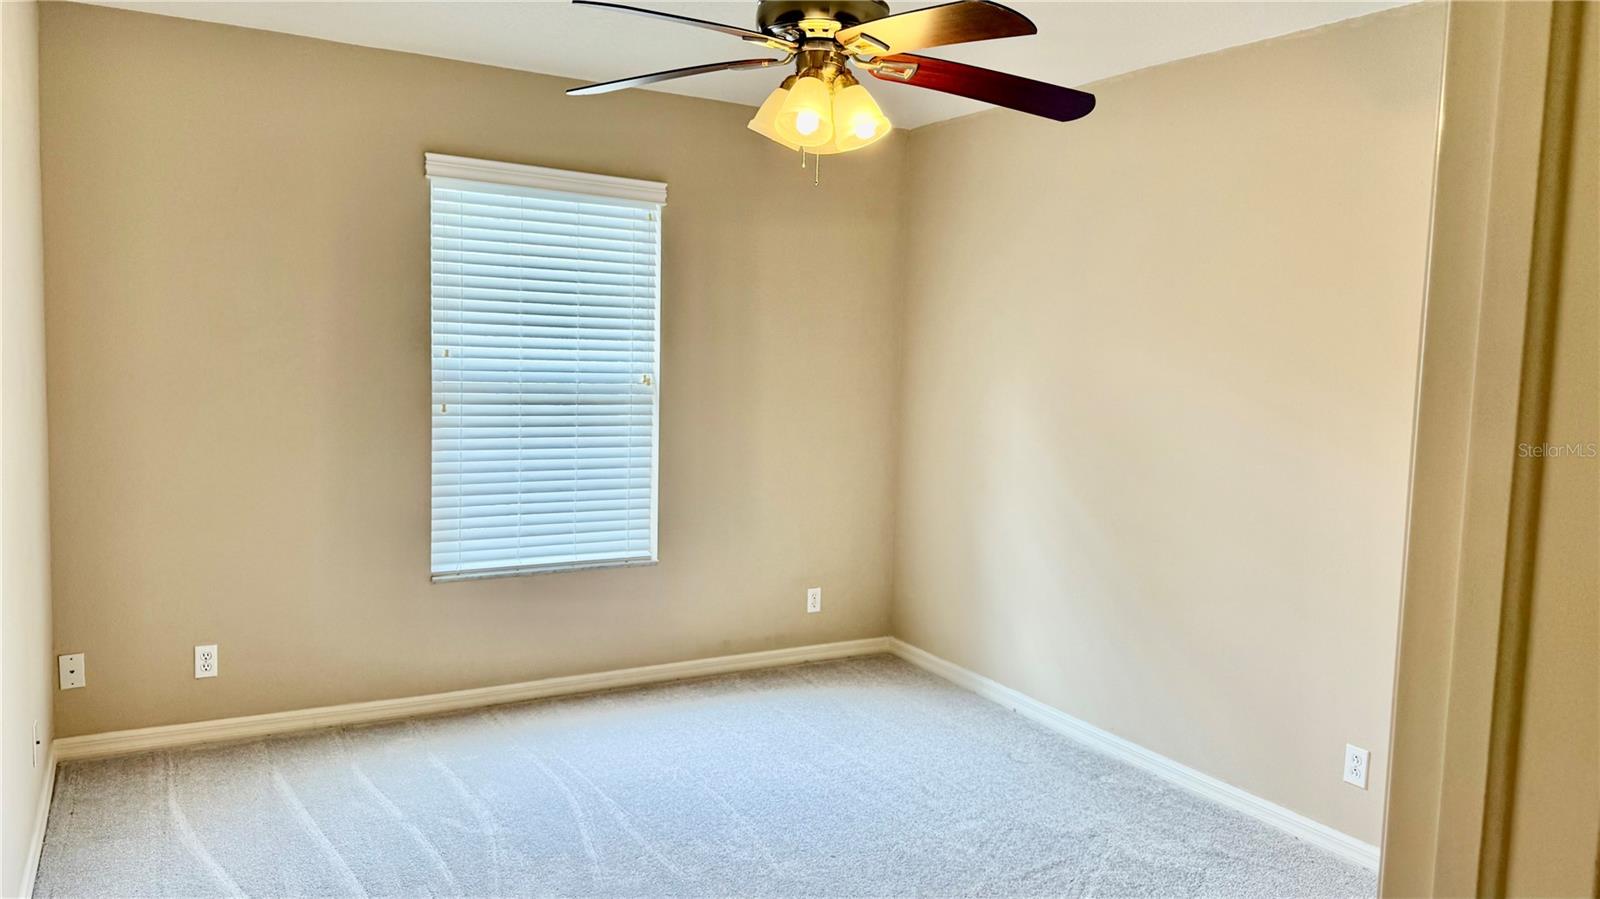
[836, 1, 1035, 57]
[572, 1, 795, 49]
[868, 54, 1095, 122]
[567, 57, 788, 96]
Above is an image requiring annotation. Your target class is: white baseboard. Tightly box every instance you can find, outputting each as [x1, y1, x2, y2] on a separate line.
[887, 638, 1381, 872]
[18, 745, 57, 899]
[52, 637, 893, 762]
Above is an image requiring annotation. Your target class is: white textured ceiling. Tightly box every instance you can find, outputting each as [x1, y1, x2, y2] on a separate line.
[88, 0, 1411, 128]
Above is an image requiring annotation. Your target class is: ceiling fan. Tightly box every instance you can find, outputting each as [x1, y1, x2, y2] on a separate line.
[566, 0, 1096, 158]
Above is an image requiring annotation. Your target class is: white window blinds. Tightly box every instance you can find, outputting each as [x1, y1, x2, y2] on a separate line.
[427, 154, 665, 581]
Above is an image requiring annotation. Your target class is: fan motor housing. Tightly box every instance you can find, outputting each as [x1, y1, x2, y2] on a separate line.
[756, 0, 891, 36]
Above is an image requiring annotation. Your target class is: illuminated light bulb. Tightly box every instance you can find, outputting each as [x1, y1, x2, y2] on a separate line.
[774, 73, 834, 148]
[748, 79, 801, 149]
[794, 109, 822, 136]
[831, 81, 892, 152]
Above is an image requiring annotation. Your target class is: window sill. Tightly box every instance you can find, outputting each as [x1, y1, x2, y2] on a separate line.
[431, 556, 658, 584]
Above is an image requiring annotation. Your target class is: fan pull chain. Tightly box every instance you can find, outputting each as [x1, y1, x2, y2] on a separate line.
[795, 149, 822, 185]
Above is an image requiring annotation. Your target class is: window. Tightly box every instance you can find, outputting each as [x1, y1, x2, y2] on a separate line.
[427, 154, 664, 581]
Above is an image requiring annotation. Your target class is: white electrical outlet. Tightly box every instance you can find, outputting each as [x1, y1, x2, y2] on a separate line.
[806, 587, 822, 613]
[1343, 744, 1370, 789]
[195, 644, 218, 679]
[57, 653, 85, 690]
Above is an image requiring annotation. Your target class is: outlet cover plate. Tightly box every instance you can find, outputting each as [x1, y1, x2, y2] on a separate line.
[806, 587, 822, 613]
[1343, 743, 1370, 789]
[58, 653, 86, 690]
[195, 644, 218, 679]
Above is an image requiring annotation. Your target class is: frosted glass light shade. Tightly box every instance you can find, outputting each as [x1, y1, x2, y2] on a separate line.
[832, 83, 891, 152]
[748, 86, 801, 149]
[774, 75, 834, 148]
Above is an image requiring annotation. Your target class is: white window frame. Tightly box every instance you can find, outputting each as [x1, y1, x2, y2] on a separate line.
[426, 153, 665, 582]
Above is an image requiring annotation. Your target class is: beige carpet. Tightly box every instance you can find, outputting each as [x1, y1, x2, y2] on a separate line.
[35, 655, 1376, 897]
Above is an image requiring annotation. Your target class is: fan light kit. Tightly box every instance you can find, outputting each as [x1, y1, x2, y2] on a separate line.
[568, 0, 1096, 178]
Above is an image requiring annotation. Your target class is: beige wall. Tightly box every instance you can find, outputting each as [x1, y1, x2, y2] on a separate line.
[893, 4, 1445, 844]
[39, 2, 903, 738]
[1, 0, 55, 893]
